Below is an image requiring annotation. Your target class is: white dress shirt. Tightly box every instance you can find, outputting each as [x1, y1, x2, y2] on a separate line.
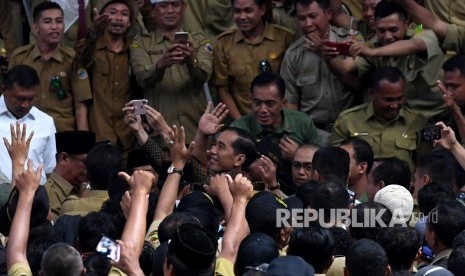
[0, 95, 56, 184]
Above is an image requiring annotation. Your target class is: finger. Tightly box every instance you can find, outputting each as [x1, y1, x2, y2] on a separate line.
[179, 126, 185, 143]
[3, 137, 10, 149]
[36, 164, 43, 178]
[118, 171, 131, 182]
[187, 141, 195, 156]
[435, 121, 447, 129]
[26, 131, 34, 145]
[27, 159, 34, 171]
[15, 121, 21, 140]
[10, 123, 15, 141]
[172, 125, 178, 143]
[225, 174, 233, 184]
[21, 123, 27, 141]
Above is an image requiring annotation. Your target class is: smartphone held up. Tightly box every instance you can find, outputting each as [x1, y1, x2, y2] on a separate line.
[132, 99, 148, 115]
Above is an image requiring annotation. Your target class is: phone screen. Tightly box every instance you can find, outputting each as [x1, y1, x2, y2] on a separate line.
[174, 32, 189, 44]
[96, 236, 120, 262]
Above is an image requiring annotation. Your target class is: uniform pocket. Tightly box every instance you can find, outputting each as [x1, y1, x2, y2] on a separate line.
[395, 136, 417, 151]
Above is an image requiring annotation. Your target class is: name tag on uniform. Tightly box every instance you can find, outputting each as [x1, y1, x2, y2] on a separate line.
[147, 50, 163, 55]
[352, 132, 368, 136]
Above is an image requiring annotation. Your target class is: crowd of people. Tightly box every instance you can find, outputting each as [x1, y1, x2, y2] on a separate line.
[1, 0, 465, 275]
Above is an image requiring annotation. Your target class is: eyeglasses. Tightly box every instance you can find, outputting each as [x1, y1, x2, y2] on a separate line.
[258, 59, 272, 73]
[50, 76, 66, 100]
[292, 161, 313, 171]
[69, 154, 86, 165]
[154, 0, 183, 8]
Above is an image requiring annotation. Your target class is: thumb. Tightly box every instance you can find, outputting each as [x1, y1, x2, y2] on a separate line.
[225, 174, 233, 184]
[118, 171, 131, 182]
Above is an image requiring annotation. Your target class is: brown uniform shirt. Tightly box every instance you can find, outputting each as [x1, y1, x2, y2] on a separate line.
[130, 28, 213, 142]
[60, 189, 109, 217]
[9, 43, 92, 131]
[214, 22, 294, 115]
[45, 172, 80, 222]
[422, 0, 465, 27]
[76, 36, 135, 153]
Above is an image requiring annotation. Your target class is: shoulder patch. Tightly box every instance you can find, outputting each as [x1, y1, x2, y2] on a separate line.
[130, 42, 139, 48]
[204, 43, 213, 54]
[77, 68, 88, 80]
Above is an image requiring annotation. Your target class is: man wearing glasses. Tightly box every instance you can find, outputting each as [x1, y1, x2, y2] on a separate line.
[8, 2, 92, 132]
[130, 0, 213, 142]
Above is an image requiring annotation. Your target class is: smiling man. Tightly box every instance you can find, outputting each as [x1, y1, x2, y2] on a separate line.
[231, 72, 319, 194]
[9, 2, 92, 132]
[331, 66, 428, 172]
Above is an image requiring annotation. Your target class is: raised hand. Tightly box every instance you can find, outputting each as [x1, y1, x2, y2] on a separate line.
[228, 173, 253, 201]
[434, 121, 458, 149]
[4, 122, 34, 167]
[91, 8, 112, 34]
[198, 102, 229, 136]
[279, 136, 299, 161]
[256, 155, 278, 188]
[205, 174, 230, 197]
[118, 170, 155, 195]
[15, 159, 42, 197]
[156, 44, 185, 69]
[145, 105, 174, 140]
[165, 125, 195, 167]
[122, 101, 143, 132]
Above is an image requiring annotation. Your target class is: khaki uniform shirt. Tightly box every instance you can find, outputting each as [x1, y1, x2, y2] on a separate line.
[342, 0, 362, 20]
[273, 3, 301, 41]
[9, 43, 92, 131]
[281, 26, 354, 128]
[45, 171, 80, 222]
[60, 189, 109, 217]
[130, 28, 212, 142]
[214, 22, 294, 115]
[422, 0, 465, 26]
[330, 103, 428, 172]
[76, 37, 135, 153]
[355, 29, 445, 120]
[231, 109, 320, 194]
[0, 0, 20, 56]
[443, 24, 465, 53]
[183, 0, 235, 44]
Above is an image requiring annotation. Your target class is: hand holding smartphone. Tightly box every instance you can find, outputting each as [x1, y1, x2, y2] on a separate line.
[324, 41, 351, 56]
[174, 31, 189, 45]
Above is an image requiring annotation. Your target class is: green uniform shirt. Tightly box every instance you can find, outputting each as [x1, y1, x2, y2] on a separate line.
[60, 189, 109, 217]
[443, 24, 465, 53]
[45, 172, 80, 222]
[281, 26, 355, 127]
[423, 0, 465, 26]
[231, 109, 320, 194]
[9, 43, 93, 132]
[130, 28, 213, 142]
[330, 103, 428, 172]
[214, 21, 294, 115]
[273, 3, 300, 41]
[354, 29, 445, 120]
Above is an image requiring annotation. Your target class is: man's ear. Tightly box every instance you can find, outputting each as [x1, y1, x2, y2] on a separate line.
[234, 153, 246, 168]
[378, 180, 385, 189]
[423, 174, 431, 185]
[384, 265, 392, 276]
[358, 162, 368, 175]
[326, 7, 333, 22]
[312, 169, 320, 181]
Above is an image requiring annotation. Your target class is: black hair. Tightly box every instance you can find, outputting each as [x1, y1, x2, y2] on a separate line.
[443, 54, 465, 75]
[158, 212, 202, 243]
[453, 229, 465, 248]
[27, 238, 57, 276]
[312, 146, 350, 185]
[369, 66, 405, 92]
[453, 158, 465, 190]
[345, 239, 389, 276]
[341, 137, 375, 174]
[428, 200, 465, 248]
[231, 0, 273, 23]
[4, 65, 40, 90]
[139, 241, 156, 276]
[41, 243, 84, 276]
[78, 212, 118, 253]
[251, 72, 286, 99]
[235, 233, 279, 275]
[372, 157, 411, 191]
[223, 127, 260, 169]
[349, 202, 393, 241]
[83, 252, 111, 276]
[328, 226, 352, 256]
[374, 0, 408, 21]
[448, 246, 465, 275]
[86, 143, 123, 190]
[288, 224, 335, 273]
[417, 183, 455, 215]
[376, 226, 422, 271]
[33, 1, 63, 22]
[310, 180, 350, 224]
[294, 0, 330, 10]
[296, 180, 319, 207]
[417, 150, 455, 188]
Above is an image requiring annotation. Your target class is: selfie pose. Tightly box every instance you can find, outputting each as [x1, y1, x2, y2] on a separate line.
[130, 0, 213, 142]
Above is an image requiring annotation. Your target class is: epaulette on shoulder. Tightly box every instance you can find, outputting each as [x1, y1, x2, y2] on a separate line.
[11, 45, 31, 56]
[339, 103, 368, 116]
[273, 23, 294, 34]
[217, 28, 237, 40]
[60, 44, 77, 58]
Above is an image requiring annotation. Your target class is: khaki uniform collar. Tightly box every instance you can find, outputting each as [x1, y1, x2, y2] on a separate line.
[233, 21, 276, 44]
[95, 36, 130, 51]
[31, 43, 63, 62]
[365, 102, 406, 123]
[50, 171, 78, 196]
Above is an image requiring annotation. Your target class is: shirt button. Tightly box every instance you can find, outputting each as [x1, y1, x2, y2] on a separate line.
[115, 82, 119, 86]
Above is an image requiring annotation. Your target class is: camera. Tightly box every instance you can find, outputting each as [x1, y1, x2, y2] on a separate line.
[96, 235, 120, 262]
[420, 125, 441, 142]
[132, 99, 148, 115]
[174, 31, 189, 45]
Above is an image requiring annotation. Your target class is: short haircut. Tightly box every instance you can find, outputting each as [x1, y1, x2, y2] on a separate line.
[453, 229, 465, 248]
[448, 246, 465, 275]
[158, 212, 201, 243]
[349, 202, 392, 241]
[251, 72, 286, 99]
[310, 180, 350, 223]
[288, 224, 335, 273]
[376, 226, 422, 271]
[223, 127, 260, 169]
[231, 0, 273, 22]
[369, 66, 405, 92]
[33, 1, 63, 22]
[312, 146, 350, 185]
[296, 180, 319, 207]
[86, 143, 122, 190]
[83, 252, 111, 276]
[4, 65, 40, 90]
[443, 54, 465, 76]
[372, 157, 411, 191]
[345, 239, 389, 276]
[294, 0, 330, 10]
[341, 137, 375, 174]
[417, 150, 455, 187]
[27, 238, 57, 276]
[417, 183, 455, 215]
[374, 0, 408, 21]
[453, 158, 465, 190]
[428, 201, 465, 248]
[328, 227, 352, 256]
[78, 212, 118, 253]
[41, 243, 84, 276]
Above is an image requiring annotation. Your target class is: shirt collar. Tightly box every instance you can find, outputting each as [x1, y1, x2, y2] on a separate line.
[249, 109, 296, 136]
[31, 43, 64, 62]
[234, 21, 275, 43]
[365, 102, 406, 123]
[50, 171, 78, 196]
[95, 36, 130, 51]
[0, 95, 36, 120]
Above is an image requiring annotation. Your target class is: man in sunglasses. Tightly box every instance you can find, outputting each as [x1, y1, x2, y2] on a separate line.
[8, 2, 92, 132]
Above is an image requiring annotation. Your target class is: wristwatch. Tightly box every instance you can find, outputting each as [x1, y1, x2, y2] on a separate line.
[269, 182, 280, 191]
[167, 165, 183, 175]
